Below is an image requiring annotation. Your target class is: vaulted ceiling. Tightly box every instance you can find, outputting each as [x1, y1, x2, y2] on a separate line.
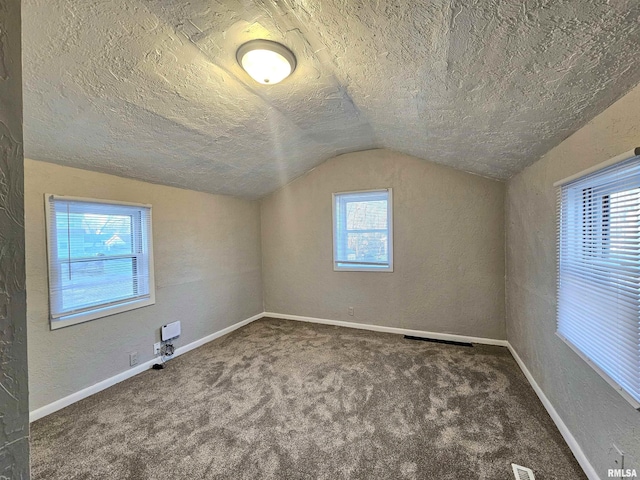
[23, 0, 640, 198]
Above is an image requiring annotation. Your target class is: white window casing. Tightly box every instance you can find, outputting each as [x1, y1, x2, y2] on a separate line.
[332, 189, 393, 272]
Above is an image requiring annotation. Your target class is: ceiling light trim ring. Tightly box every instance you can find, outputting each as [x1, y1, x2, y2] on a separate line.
[236, 39, 297, 85]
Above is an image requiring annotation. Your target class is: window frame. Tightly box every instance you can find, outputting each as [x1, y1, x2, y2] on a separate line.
[44, 194, 156, 330]
[332, 188, 393, 272]
[556, 163, 640, 410]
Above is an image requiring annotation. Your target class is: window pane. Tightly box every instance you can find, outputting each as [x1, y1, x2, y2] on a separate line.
[609, 188, 640, 255]
[60, 258, 135, 312]
[346, 232, 388, 263]
[333, 190, 392, 270]
[56, 212, 133, 259]
[346, 200, 387, 230]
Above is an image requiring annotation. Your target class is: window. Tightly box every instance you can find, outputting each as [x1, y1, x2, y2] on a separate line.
[332, 189, 393, 271]
[45, 195, 155, 329]
[556, 153, 640, 409]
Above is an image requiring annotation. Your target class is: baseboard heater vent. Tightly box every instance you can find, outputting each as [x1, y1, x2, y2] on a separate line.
[511, 464, 535, 480]
[403, 335, 472, 347]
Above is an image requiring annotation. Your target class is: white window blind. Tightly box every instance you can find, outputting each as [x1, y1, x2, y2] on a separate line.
[45, 195, 155, 329]
[557, 153, 640, 409]
[332, 189, 393, 271]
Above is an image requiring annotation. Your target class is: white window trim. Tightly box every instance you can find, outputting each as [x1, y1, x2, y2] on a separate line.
[332, 188, 393, 272]
[44, 194, 156, 330]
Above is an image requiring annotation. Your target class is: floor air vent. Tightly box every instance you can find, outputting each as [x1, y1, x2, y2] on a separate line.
[511, 464, 535, 480]
[403, 335, 472, 347]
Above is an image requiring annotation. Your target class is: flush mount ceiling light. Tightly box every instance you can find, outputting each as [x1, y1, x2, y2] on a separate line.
[236, 40, 297, 85]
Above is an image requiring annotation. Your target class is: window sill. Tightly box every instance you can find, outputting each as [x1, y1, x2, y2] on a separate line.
[555, 332, 640, 411]
[333, 265, 393, 272]
[50, 297, 155, 330]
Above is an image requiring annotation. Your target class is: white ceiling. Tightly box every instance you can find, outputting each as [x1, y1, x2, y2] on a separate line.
[23, 0, 640, 198]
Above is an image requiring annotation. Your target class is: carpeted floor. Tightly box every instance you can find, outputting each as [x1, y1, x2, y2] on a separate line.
[31, 318, 585, 479]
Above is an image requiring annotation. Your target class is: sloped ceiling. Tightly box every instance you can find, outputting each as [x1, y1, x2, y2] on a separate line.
[23, 0, 640, 198]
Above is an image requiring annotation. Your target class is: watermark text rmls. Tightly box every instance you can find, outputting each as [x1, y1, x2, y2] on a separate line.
[608, 469, 638, 478]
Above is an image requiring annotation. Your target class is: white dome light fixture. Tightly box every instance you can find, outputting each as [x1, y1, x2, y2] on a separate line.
[237, 40, 296, 85]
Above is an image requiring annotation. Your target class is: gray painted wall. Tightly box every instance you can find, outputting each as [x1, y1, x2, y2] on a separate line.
[261, 149, 506, 339]
[25, 159, 263, 411]
[506, 83, 640, 477]
[0, 0, 30, 477]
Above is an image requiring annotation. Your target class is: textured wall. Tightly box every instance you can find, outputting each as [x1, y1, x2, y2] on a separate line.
[0, 0, 30, 478]
[25, 159, 263, 411]
[506, 83, 640, 476]
[261, 149, 505, 339]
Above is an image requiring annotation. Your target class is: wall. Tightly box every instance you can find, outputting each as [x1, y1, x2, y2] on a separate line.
[25, 159, 263, 411]
[506, 83, 640, 477]
[0, 0, 30, 477]
[261, 149, 505, 339]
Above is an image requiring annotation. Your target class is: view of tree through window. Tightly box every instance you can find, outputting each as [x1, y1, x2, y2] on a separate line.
[345, 200, 388, 263]
[56, 212, 137, 311]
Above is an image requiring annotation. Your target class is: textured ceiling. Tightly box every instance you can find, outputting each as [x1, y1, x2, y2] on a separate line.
[23, 0, 640, 198]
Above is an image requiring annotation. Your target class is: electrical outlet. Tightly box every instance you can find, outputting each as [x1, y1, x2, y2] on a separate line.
[154, 342, 161, 355]
[129, 351, 138, 367]
[348, 306, 354, 316]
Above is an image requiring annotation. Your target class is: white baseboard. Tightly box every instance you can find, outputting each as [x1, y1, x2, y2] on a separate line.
[172, 312, 263, 358]
[264, 312, 509, 347]
[507, 344, 600, 480]
[29, 312, 265, 423]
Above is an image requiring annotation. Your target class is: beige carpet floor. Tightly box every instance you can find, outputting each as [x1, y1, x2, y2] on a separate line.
[31, 317, 585, 479]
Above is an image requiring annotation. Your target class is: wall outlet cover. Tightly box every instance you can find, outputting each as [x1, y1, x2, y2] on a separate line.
[154, 342, 161, 355]
[129, 352, 138, 367]
[348, 307, 354, 316]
